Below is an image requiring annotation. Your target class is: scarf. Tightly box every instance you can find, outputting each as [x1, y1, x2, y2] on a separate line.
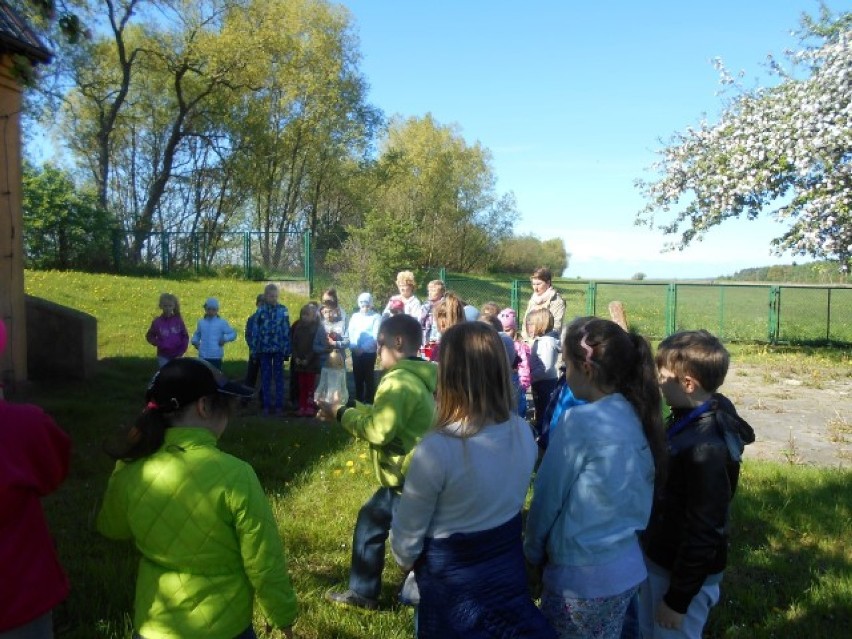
[530, 286, 555, 306]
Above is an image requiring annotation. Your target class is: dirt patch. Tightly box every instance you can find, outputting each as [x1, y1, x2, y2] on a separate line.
[722, 364, 852, 468]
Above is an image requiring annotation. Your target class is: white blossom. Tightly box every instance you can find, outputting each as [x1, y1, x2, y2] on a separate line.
[637, 13, 852, 269]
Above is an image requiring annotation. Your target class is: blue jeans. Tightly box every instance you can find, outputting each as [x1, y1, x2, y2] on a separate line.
[259, 352, 285, 411]
[352, 352, 377, 403]
[203, 357, 223, 370]
[348, 486, 400, 600]
[532, 378, 558, 437]
[510, 372, 527, 417]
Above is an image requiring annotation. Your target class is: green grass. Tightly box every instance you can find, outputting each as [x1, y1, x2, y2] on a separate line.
[16, 271, 852, 638]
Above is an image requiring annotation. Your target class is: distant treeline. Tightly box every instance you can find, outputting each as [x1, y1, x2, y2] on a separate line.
[721, 261, 852, 285]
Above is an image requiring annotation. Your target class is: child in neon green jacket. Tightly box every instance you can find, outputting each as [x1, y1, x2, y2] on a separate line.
[98, 359, 297, 639]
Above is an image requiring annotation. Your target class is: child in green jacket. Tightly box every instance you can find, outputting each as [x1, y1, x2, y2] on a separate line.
[98, 358, 297, 639]
[318, 314, 438, 610]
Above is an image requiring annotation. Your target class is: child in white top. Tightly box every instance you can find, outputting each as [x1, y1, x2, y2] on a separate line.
[526, 307, 561, 438]
[347, 292, 381, 403]
[391, 321, 555, 638]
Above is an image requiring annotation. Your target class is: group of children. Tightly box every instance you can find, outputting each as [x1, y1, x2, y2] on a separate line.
[109, 275, 757, 639]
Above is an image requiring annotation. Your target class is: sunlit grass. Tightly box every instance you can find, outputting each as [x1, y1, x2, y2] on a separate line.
[14, 270, 852, 637]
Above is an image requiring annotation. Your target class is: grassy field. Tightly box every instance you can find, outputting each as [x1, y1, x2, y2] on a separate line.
[14, 271, 852, 638]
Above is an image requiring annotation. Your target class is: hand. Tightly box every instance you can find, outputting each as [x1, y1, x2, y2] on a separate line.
[526, 560, 543, 599]
[218, 338, 225, 346]
[316, 400, 340, 422]
[655, 600, 685, 630]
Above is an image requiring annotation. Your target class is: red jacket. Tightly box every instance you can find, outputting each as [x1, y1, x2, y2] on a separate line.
[0, 401, 71, 631]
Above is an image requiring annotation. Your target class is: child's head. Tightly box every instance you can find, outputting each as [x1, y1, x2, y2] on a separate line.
[388, 297, 405, 315]
[498, 308, 517, 335]
[321, 288, 339, 308]
[434, 292, 465, 334]
[396, 270, 417, 298]
[564, 317, 665, 478]
[321, 304, 339, 322]
[264, 283, 279, 306]
[427, 279, 446, 302]
[105, 358, 253, 462]
[159, 293, 179, 317]
[255, 293, 265, 307]
[526, 308, 554, 338]
[357, 292, 373, 311]
[480, 301, 501, 319]
[482, 315, 504, 333]
[435, 321, 513, 433]
[203, 298, 220, 317]
[299, 303, 316, 323]
[655, 330, 729, 400]
[377, 314, 421, 368]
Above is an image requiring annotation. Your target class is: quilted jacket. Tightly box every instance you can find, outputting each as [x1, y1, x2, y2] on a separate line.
[97, 427, 297, 639]
[340, 357, 437, 489]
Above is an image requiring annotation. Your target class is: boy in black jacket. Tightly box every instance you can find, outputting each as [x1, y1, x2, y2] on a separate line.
[638, 330, 755, 638]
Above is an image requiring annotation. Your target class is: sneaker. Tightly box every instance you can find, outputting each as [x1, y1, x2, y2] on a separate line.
[325, 589, 378, 610]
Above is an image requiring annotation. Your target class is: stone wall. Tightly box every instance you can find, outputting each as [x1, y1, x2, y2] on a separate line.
[25, 295, 97, 380]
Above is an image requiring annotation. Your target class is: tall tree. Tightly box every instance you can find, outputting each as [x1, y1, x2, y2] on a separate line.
[637, 7, 852, 271]
[373, 114, 516, 272]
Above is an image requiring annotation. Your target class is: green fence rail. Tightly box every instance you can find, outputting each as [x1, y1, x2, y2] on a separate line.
[442, 276, 852, 345]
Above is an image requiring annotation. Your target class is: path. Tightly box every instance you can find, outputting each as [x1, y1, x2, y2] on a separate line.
[723, 364, 852, 468]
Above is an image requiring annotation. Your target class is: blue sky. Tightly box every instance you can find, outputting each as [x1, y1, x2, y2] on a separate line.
[339, 0, 846, 279]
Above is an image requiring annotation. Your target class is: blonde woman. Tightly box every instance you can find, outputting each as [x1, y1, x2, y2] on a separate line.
[383, 270, 422, 319]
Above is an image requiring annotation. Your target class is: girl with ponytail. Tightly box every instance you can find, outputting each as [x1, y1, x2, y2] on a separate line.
[98, 358, 297, 639]
[524, 317, 665, 639]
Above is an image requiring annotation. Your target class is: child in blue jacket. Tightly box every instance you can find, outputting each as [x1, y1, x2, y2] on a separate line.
[191, 298, 237, 370]
[250, 284, 292, 415]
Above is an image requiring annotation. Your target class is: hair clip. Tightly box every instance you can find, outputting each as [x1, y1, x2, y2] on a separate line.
[580, 332, 594, 364]
[146, 401, 159, 411]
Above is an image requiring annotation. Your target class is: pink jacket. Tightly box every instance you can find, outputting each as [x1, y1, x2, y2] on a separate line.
[146, 314, 189, 359]
[514, 339, 532, 390]
[0, 401, 70, 631]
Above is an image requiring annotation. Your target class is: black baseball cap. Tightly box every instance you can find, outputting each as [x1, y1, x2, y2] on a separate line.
[146, 358, 254, 412]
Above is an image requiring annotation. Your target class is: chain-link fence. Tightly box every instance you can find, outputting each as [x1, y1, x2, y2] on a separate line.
[444, 277, 852, 345]
[106, 230, 309, 279]
[28, 224, 852, 344]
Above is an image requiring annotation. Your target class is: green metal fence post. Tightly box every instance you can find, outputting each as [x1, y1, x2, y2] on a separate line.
[244, 232, 251, 280]
[303, 231, 312, 295]
[511, 280, 520, 316]
[439, 267, 447, 282]
[586, 282, 597, 316]
[768, 286, 781, 343]
[665, 283, 678, 335]
[161, 232, 169, 275]
[826, 288, 832, 343]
